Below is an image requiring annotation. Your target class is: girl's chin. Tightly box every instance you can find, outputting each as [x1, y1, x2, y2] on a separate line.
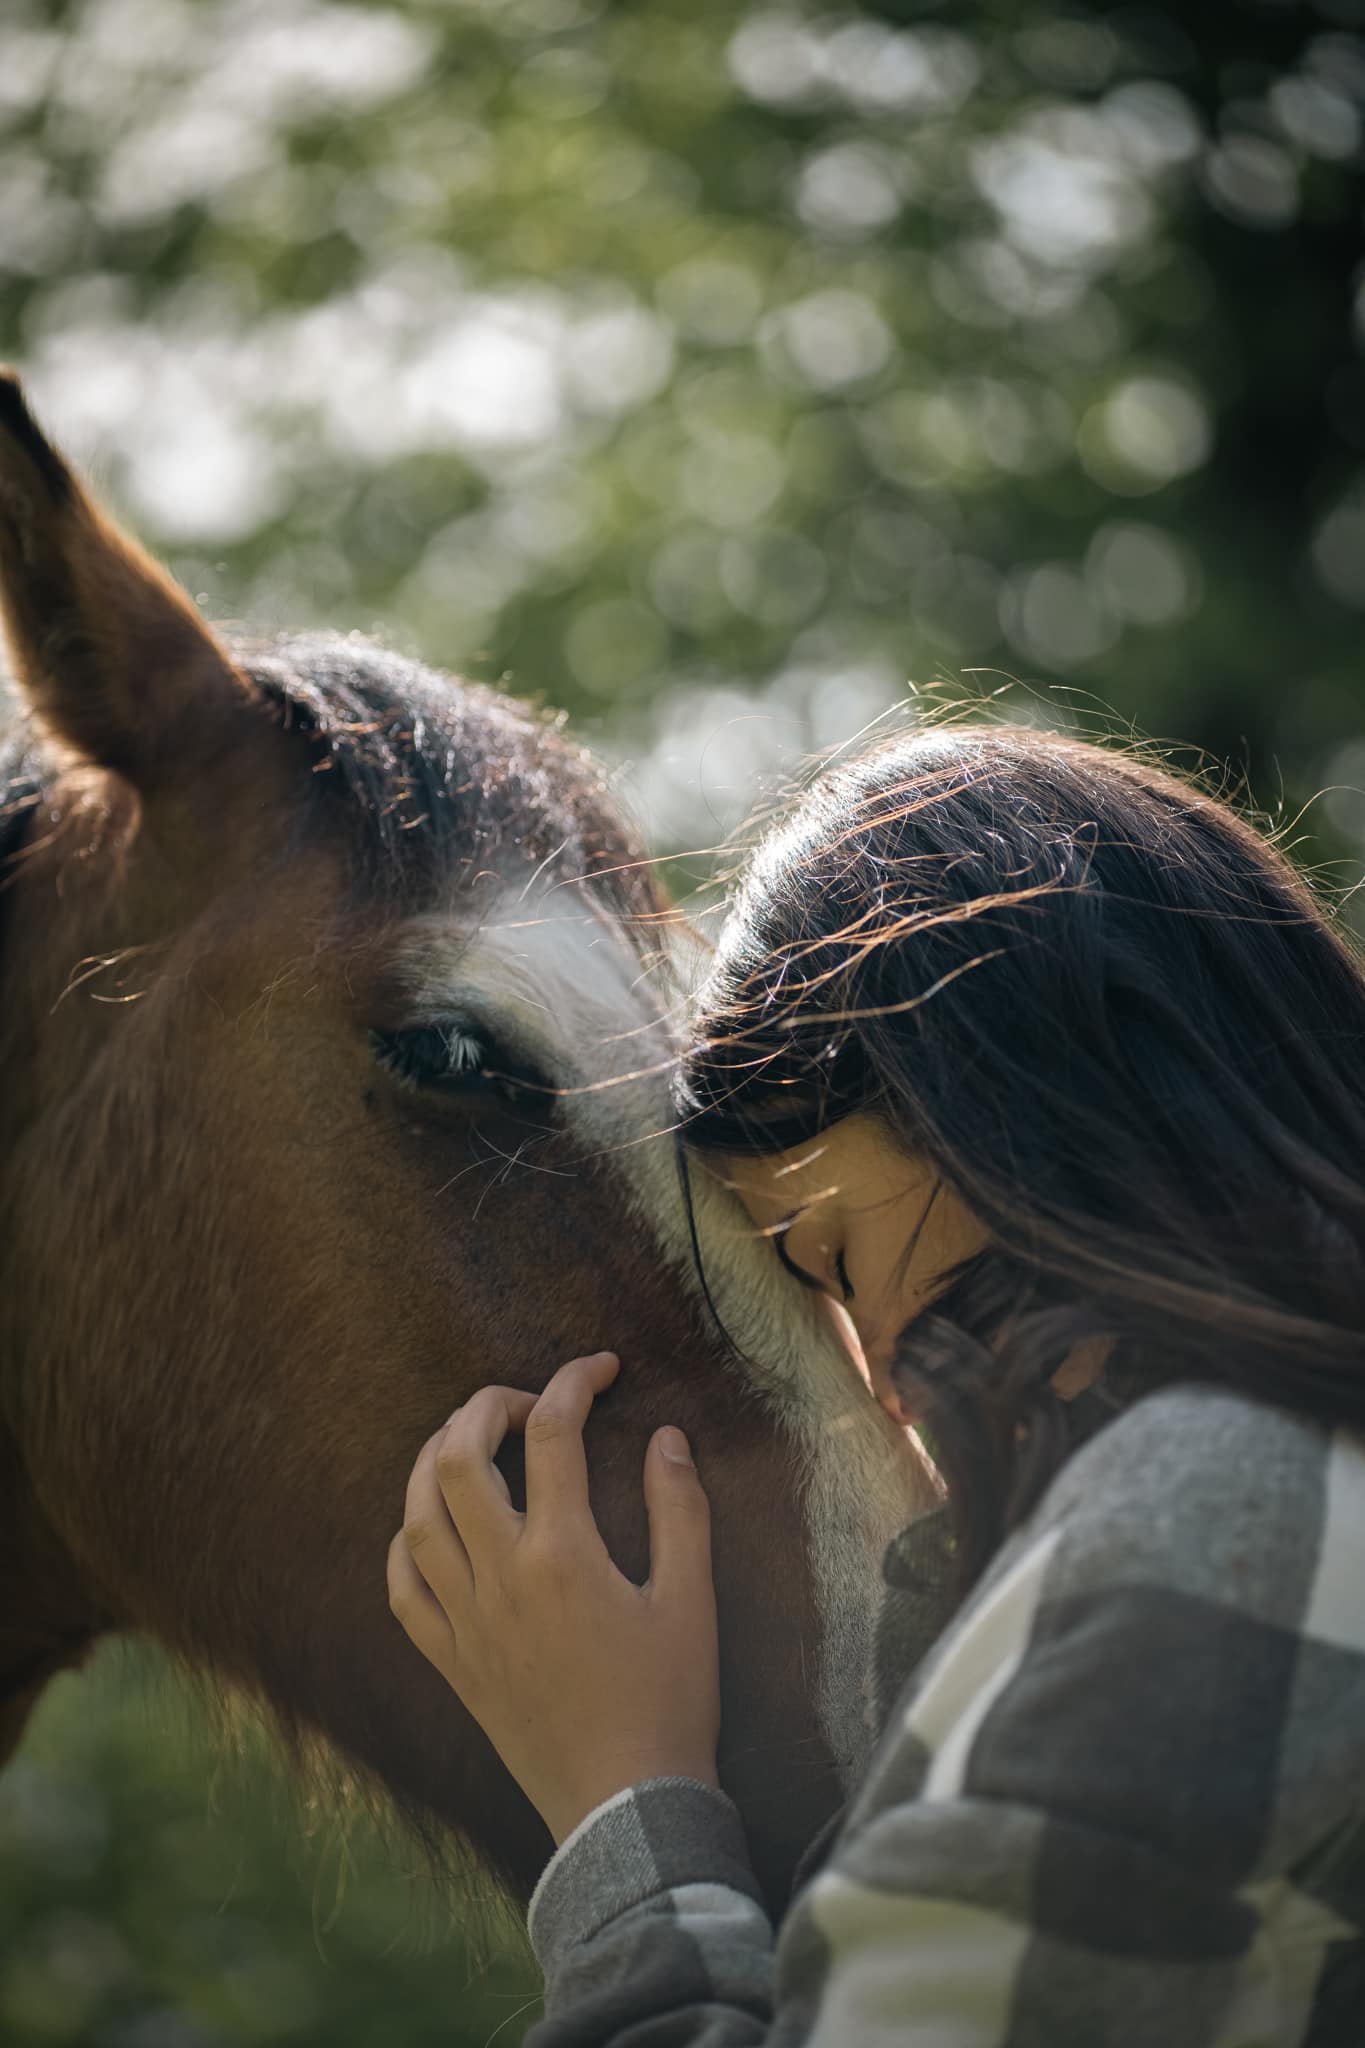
[879, 1384, 918, 1432]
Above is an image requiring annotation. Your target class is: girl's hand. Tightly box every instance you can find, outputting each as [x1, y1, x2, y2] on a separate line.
[387, 1351, 721, 1846]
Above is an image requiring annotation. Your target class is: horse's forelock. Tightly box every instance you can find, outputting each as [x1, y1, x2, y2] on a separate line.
[235, 631, 662, 931]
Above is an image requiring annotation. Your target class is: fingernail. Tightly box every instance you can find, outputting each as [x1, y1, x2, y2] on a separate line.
[659, 1427, 693, 1467]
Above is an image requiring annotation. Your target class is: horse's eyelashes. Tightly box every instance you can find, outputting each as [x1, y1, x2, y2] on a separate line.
[369, 1024, 549, 1113]
[371, 1023, 466, 1089]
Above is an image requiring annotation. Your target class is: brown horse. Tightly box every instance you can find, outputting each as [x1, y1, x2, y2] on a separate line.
[0, 374, 923, 1919]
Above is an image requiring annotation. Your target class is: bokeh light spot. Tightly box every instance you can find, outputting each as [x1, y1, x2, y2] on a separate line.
[1080, 374, 1213, 494]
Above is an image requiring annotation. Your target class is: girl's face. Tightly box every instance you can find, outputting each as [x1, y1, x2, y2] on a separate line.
[721, 1114, 991, 1423]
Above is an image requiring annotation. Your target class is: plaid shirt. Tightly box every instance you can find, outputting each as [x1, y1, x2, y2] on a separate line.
[525, 1385, 1365, 2046]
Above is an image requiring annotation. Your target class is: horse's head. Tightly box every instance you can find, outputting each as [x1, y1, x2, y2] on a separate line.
[0, 373, 923, 1905]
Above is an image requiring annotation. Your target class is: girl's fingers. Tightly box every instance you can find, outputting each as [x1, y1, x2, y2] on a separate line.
[643, 1427, 713, 1606]
[403, 1430, 475, 1606]
[387, 1529, 459, 1685]
[523, 1352, 620, 1535]
[432, 1385, 538, 1571]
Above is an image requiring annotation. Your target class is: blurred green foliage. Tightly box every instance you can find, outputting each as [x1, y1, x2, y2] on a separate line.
[2, 0, 1364, 2038]
[3, 1647, 539, 2045]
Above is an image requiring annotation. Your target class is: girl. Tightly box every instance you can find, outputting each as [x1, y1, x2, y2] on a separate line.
[388, 724, 1365, 2045]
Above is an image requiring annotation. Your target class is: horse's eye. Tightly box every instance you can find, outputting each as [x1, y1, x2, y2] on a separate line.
[370, 1025, 549, 1114]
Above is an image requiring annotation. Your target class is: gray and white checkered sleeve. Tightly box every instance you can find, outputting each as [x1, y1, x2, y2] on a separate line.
[527, 1776, 777, 2045]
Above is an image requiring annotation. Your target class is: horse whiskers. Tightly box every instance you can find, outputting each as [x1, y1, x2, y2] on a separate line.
[488, 1131, 573, 1182]
[470, 1160, 502, 1227]
[430, 1126, 573, 1208]
[470, 1130, 575, 1223]
[430, 1150, 502, 1202]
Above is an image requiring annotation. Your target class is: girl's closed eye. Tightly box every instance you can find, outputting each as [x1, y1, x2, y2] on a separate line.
[773, 1230, 824, 1294]
[772, 1226, 852, 1303]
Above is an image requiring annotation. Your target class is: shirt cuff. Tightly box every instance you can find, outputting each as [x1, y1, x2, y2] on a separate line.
[527, 1776, 765, 1969]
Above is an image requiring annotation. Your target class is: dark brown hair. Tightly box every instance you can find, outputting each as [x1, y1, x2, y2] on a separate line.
[676, 723, 1365, 1593]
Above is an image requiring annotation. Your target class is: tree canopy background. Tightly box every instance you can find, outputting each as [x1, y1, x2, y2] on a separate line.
[2, 0, 1363, 2041]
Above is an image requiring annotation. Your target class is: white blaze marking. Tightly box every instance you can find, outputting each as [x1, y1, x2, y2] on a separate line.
[405, 887, 929, 1786]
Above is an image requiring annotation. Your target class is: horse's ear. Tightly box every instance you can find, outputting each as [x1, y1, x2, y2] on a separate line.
[0, 368, 261, 794]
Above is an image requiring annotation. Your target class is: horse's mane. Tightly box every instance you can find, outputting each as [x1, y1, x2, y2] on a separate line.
[1, 632, 661, 928]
